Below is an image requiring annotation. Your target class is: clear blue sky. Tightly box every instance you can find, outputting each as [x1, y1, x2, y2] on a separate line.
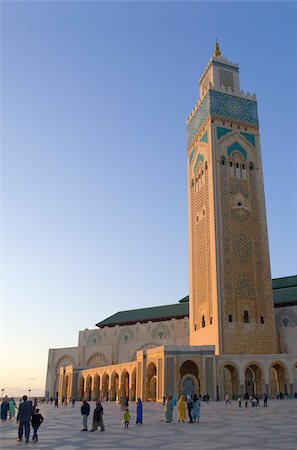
[1, 2, 296, 396]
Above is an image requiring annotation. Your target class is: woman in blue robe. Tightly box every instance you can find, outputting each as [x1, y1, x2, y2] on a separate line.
[136, 398, 143, 424]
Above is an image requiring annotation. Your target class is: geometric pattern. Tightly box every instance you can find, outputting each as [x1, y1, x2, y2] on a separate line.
[187, 90, 258, 146]
[200, 131, 208, 143]
[227, 142, 247, 160]
[217, 126, 232, 140]
[240, 131, 256, 147]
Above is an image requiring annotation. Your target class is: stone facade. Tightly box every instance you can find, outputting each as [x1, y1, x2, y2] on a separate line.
[46, 44, 297, 402]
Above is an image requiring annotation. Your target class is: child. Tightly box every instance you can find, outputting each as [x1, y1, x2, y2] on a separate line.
[123, 408, 130, 429]
[31, 408, 44, 443]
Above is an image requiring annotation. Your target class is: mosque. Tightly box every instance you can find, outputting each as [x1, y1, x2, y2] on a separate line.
[45, 42, 297, 402]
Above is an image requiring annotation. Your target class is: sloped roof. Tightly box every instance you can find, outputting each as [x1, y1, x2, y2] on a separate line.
[272, 275, 297, 306]
[96, 275, 297, 328]
[96, 302, 189, 328]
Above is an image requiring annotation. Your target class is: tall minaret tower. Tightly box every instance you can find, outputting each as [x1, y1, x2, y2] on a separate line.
[187, 41, 277, 355]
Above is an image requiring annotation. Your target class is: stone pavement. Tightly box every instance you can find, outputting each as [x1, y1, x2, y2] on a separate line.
[1, 399, 296, 449]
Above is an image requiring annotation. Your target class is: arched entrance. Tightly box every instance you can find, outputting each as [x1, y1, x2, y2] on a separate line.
[121, 370, 129, 399]
[78, 376, 85, 401]
[146, 362, 157, 401]
[131, 368, 137, 401]
[102, 373, 109, 401]
[245, 363, 264, 397]
[269, 362, 289, 397]
[111, 372, 119, 401]
[222, 363, 240, 399]
[85, 375, 92, 401]
[92, 374, 100, 400]
[179, 360, 200, 397]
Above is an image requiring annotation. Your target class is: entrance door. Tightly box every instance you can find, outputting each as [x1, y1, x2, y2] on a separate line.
[182, 377, 195, 397]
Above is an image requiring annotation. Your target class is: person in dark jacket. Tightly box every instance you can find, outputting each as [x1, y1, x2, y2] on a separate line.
[17, 395, 33, 443]
[1, 399, 9, 421]
[80, 399, 90, 431]
[90, 400, 105, 432]
[31, 408, 44, 442]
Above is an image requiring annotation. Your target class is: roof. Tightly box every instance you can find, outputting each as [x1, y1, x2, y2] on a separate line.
[272, 275, 297, 307]
[95, 275, 297, 328]
[96, 302, 189, 328]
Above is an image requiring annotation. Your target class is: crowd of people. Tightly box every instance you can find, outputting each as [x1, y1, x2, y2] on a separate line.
[1, 395, 44, 443]
[163, 394, 201, 424]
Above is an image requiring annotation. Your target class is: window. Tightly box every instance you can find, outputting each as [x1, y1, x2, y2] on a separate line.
[228, 315, 233, 322]
[221, 157, 226, 166]
[194, 323, 197, 331]
[260, 316, 264, 324]
[249, 162, 254, 171]
[237, 202, 242, 207]
[243, 310, 249, 323]
[229, 161, 233, 167]
[205, 162, 208, 171]
[242, 164, 245, 170]
[210, 317, 213, 325]
[202, 316, 205, 328]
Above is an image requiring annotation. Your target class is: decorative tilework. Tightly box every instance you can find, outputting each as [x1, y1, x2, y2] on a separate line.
[227, 141, 247, 159]
[187, 90, 258, 147]
[240, 132, 256, 147]
[187, 94, 210, 147]
[217, 126, 232, 140]
[194, 153, 204, 172]
[209, 91, 258, 126]
[189, 148, 196, 165]
[200, 131, 208, 143]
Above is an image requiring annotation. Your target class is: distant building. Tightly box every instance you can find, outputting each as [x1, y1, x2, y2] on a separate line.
[46, 42, 297, 402]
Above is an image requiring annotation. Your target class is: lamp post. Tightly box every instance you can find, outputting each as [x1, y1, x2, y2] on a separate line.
[28, 389, 31, 399]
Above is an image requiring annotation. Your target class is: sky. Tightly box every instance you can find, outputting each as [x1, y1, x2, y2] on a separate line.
[1, 1, 296, 397]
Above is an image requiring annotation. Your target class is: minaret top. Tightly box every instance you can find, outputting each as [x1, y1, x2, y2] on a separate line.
[214, 39, 221, 57]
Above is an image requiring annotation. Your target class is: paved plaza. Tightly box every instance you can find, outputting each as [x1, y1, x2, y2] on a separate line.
[1, 399, 296, 449]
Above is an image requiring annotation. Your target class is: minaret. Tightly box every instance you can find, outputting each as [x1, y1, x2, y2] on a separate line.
[187, 42, 277, 355]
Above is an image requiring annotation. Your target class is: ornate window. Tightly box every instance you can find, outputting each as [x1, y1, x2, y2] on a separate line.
[243, 310, 249, 323]
[260, 316, 264, 324]
[202, 315, 206, 328]
[228, 314, 233, 322]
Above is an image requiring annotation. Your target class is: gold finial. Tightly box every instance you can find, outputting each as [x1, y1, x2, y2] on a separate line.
[214, 39, 221, 57]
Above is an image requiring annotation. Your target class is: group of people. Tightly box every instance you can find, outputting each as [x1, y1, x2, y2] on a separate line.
[225, 392, 269, 408]
[1, 397, 16, 421]
[80, 397, 143, 432]
[163, 394, 201, 424]
[1, 395, 44, 443]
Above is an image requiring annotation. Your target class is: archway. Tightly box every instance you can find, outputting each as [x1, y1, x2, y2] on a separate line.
[92, 374, 100, 400]
[121, 370, 129, 399]
[222, 363, 240, 399]
[78, 376, 85, 401]
[111, 372, 119, 401]
[146, 362, 157, 401]
[269, 362, 289, 397]
[179, 360, 200, 397]
[245, 363, 264, 397]
[102, 373, 109, 401]
[85, 375, 92, 401]
[131, 368, 137, 401]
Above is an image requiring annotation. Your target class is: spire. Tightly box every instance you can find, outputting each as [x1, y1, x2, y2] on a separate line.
[214, 39, 221, 57]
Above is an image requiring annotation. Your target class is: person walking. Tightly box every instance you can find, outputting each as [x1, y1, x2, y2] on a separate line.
[90, 400, 105, 432]
[177, 395, 186, 422]
[54, 395, 58, 408]
[172, 394, 177, 408]
[8, 398, 16, 419]
[192, 394, 201, 423]
[238, 394, 242, 407]
[1, 399, 9, 421]
[225, 393, 231, 405]
[17, 395, 33, 443]
[123, 408, 130, 428]
[136, 398, 143, 425]
[31, 408, 44, 442]
[263, 392, 268, 407]
[165, 395, 173, 423]
[80, 399, 90, 431]
[186, 394, 193, 423]
[71, 397, 76, 408]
